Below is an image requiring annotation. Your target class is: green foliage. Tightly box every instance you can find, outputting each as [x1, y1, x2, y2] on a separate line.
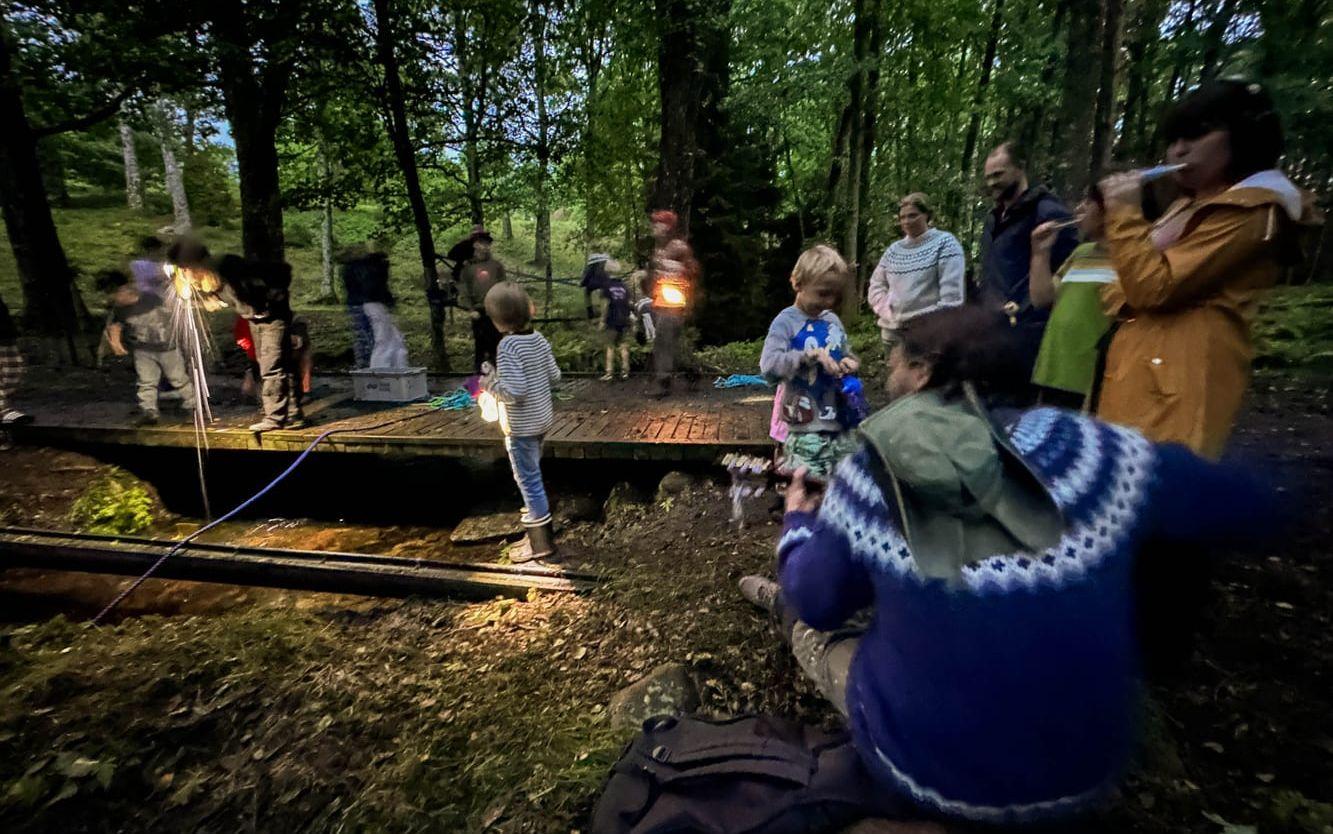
[181, 145, 237, 228]
[68, 473, 156, 536]
[1252, 284, 1333, 369]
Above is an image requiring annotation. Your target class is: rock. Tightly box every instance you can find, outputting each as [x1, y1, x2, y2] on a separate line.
[608, 663, 699, 728]
[839, 822, 948, 834]
[558, 494, 601, 523]
[603, 482, 646, 516]
[656, 471, 693, 501]
[449, 512, 525, 545]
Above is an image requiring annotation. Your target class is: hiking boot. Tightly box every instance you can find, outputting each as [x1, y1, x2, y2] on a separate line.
[738, 575, 779, 612]
[248, 418, 282, 432]
[0, 408, 33, 426]
[133, 411, 160, 427]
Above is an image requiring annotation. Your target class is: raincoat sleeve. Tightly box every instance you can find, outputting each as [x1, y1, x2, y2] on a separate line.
[1105, 204, 1272, 311]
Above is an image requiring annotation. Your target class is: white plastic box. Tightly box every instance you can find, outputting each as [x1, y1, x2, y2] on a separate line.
[350, 367, 429, 402]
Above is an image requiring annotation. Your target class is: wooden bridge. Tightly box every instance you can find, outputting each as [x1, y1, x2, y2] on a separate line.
[14, 374, 775, 462]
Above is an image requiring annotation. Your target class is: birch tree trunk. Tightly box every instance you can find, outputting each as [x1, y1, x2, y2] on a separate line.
[119, 118, 144, 211]
[319, 153, 336, 302]
[153, 103, 192, 233]
[532, 1, 551, 268]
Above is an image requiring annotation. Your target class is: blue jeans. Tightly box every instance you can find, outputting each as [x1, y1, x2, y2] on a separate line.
[505, 435, 549, 523]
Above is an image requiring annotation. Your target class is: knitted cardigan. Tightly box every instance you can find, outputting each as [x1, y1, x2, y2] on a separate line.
[777, 407, 1275, 825]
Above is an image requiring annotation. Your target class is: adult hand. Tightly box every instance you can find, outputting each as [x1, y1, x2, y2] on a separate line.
[1099, 171, 1142, 211]
[838, 356, 860, 375]
[785, 467, 824, 515]
[1031, 220, 1060, 256]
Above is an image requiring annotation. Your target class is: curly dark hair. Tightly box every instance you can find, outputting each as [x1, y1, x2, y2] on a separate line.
[1162, 79, 1284, 181]
[897, 306, 1026, 397]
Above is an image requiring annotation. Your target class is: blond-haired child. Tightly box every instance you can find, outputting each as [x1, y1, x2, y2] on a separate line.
[759, 245, 860, 479]
[481, 281, 562, 561]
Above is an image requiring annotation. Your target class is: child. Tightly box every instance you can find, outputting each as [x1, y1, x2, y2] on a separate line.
[1029, 181, 1116, 410]
[99, 270, 197, 426]
[481, 281, 562, 562]
[633, 270, 655, 346]
[759, 244, 860, 479]
[599, 265, 632, 381]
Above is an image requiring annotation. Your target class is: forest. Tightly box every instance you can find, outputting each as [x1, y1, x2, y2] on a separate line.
[2, 0, 1330, 357]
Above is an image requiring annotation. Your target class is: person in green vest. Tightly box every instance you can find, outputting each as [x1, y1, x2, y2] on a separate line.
[1029, 182, 1117, 410]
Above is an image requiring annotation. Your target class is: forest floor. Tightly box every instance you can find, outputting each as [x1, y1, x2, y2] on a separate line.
[0, 368, 1329, 833]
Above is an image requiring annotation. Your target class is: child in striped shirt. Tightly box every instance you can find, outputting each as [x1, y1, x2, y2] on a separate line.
[481, 281, 562, 561]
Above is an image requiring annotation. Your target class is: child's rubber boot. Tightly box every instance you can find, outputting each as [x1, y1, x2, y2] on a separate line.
[508, 515, 557, 563]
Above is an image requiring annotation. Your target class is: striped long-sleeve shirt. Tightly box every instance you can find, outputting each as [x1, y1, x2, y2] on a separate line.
[483, 331, 560, 437]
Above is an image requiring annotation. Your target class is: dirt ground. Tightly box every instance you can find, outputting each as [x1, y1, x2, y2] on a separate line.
[0, 371, 1330, 833]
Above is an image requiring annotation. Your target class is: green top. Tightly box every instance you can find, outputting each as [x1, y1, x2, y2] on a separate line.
[1031, 242, 1115, 400]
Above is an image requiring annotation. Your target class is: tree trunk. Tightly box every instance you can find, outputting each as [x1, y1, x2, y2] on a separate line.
[454, 14, 486, 227]
[503, 211, 514, 240]
[854, 0, 881, 288]
[373, 0, 447, 368]
[153, 102, 192, 233]
[0, 22, 79, 346]
[1049, 0, 1104, 196]
[119, 118, 144, 211]
[649, 0, 705, 230]
[1088, 0, 1125, 184]
[212, 6, 287, 262]
[532, 2, 551, 268]
[318, 150, 336, 302]
[959, 0, 1006, 178]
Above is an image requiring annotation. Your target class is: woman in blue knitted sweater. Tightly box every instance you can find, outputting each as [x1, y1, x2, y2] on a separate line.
[740, 306, 1279, 826]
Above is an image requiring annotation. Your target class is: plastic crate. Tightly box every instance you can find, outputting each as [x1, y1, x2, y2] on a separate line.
[350, 367, 429, 402]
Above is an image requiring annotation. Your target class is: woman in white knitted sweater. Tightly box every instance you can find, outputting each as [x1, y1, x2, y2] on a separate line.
[867, 193, 967, 354]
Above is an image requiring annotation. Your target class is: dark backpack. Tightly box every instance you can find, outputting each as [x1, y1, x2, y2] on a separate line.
[590, 714, 898, 834]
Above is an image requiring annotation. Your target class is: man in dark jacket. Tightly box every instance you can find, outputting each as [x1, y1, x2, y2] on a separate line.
[217, 255, 304, 432]
[978, 141, 1079, 388]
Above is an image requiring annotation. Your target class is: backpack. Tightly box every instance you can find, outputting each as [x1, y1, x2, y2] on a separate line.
[590, 714, 898, 834]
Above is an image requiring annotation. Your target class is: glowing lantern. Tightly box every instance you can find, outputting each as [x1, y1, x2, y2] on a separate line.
[477, 390, 500, 423]
[655, 277, 688, 309]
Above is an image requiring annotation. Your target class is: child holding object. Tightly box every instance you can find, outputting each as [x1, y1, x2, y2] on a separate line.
[480, 281, 562, 562]
[760, 245, 861, 480]
[99, 269, 197, 426]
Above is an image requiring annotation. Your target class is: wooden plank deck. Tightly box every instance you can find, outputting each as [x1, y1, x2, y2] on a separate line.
[15, 374, 775, 462]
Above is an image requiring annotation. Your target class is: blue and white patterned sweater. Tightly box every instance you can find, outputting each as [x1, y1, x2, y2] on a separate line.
[778, 407, 1277, 825]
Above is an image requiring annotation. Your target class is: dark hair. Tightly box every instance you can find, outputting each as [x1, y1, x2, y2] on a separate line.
[168, 238, 210, 266]
[897, 306, 1024, 395]
[94, 269, 130, 293]
[1161, 79, 1284, 180]
[992, 139, 1030, 171]
[138, 236, 166, 255]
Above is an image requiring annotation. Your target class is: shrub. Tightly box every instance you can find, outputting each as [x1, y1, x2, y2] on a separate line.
[68, 474, 156, 535]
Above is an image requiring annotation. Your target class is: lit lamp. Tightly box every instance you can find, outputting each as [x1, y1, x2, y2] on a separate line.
[655, 275, 688, 309]
[477, 390, 500, 423]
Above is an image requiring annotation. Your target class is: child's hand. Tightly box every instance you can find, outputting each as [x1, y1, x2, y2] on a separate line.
[815, 349, 842, 377]
[481, 361, 494, 376]
[838, 356, 860, 375]
[469, 309, 481, 320]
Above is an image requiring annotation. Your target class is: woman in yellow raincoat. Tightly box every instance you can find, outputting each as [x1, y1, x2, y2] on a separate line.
[1097, 80, 1317, 459]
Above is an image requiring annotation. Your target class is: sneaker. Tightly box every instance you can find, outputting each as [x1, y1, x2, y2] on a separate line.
[619, 371, 630, 381]
[738, 575, 779, 612]
[0, 408, 33, 426]
[599, 372, 614, 382]
[0, 429, 12, 451]
[286, 416, 308, 429]
[133, 411, 160, 427]
[248, 418, 282, 432]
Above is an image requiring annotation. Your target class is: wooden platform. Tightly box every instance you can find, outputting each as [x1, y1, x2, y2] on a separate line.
[14, 375, 775, 462]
